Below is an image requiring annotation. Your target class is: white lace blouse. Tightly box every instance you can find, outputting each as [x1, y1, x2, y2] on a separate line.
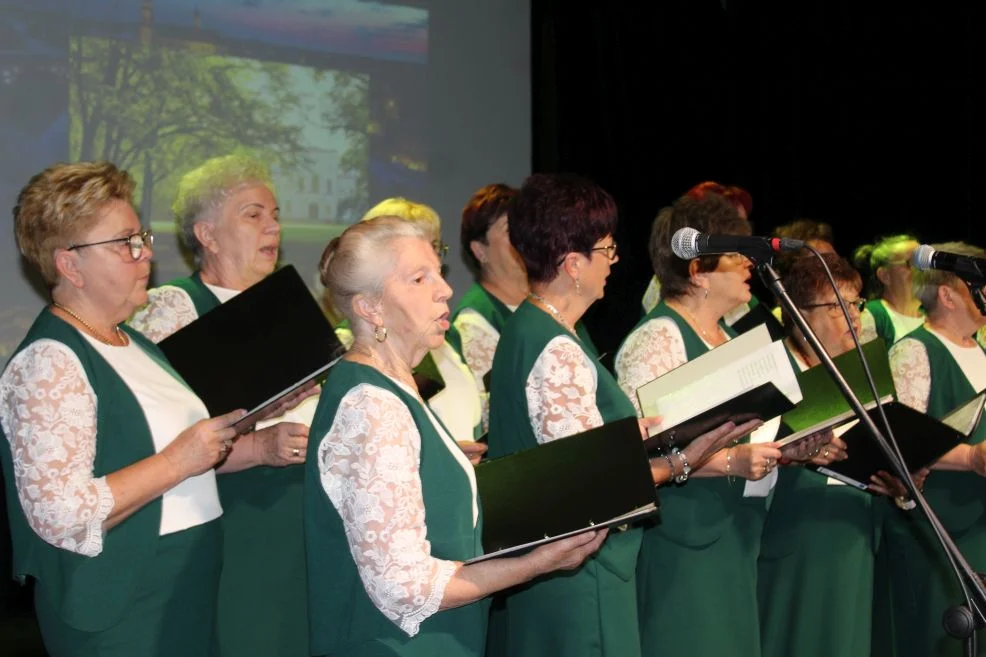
[525, 335, 605, 443]
[0, 333, 220, 557]
[317, 380, 478, 637]
[451, 308, 501, 430]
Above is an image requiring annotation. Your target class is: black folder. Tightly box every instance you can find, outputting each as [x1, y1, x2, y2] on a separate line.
[158, 265, 345, 432]
[466, 417, 659, 563]
[412, 351, 446, 401]
[644, 382, 795, 454]
[727, 301, 786, 341]
[809, 393, 986, 490]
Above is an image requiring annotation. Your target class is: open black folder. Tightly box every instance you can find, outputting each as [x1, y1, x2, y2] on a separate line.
[466, 417, 658, 564]
[776, 338, 895, 447]
[635, 325, 802, 454]
[809, 393, 986, 490]
[158, 265, 345, 433]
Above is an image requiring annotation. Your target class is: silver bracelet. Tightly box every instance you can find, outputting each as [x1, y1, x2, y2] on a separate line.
[895, 495, 917, 511]
[663, 452, 678, 480]
[672, 447, 692, 484]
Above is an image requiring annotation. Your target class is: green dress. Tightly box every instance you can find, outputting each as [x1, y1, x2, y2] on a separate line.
[0, 309, 221, 656]
[486, 300, 643, 657]
[758, 451, 878, 655]
[625, 301, 766, 657]
[304, 360, 487, 656]
[884, 327, 986, 657]
[144, 272, 310, 657]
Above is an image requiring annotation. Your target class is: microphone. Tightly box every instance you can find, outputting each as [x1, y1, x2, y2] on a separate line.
[671, 227, 805, 260]
[912, 245, 986, 286]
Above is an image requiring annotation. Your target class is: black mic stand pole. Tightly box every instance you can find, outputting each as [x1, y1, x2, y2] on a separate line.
[757, 258, 986, 655]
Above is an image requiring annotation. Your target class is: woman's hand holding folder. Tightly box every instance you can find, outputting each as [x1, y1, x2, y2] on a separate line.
[645, 416, 763, 485]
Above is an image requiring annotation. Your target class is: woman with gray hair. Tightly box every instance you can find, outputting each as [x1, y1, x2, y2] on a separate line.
[306, 216, 605, 657]
[129, 154, 315, 657]
[885, 241, 986, 657]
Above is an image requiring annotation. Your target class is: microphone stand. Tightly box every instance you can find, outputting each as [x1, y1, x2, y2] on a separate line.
[756, 258, 986, 655]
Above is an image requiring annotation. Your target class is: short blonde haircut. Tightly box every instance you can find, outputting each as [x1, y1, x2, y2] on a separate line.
[361, 197, 441, 242]
[914, 241, 986, 314]
[319, 216, 428, 330]
[173, 154, 274, 263]
[14, 161, 136, 286]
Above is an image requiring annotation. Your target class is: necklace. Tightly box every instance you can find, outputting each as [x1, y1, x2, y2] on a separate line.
[670, 300, 725, 345]
[52, 303, 128, 346]
[528, 293, 576, 334]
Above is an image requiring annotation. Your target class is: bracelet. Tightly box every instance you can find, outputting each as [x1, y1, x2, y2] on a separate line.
[895, 495, 917, 511]
[673, 448, 692, 484]
[725, 447, 734, 483]
[663, 452, 678, 481]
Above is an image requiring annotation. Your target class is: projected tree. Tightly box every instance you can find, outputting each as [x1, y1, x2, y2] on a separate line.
[320, 71, 370, 220]
[67, 37, 308, 220]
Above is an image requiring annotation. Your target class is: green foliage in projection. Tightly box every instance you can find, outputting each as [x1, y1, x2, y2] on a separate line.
[68, 37, 310, 223]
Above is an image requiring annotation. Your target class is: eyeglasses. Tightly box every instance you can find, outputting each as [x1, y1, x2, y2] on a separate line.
[68, 228, 154, 261]
[432, 239, 449, 259]
[800, 298, 866, 314]
[590, 242, 618, 261]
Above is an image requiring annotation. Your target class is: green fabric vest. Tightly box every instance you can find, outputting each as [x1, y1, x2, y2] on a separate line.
[620, 300, 758, 546]
[305, 360, 486, 657]
[866, 299, 897, 345]
[448, 283, 599, 360]
[487, 300, 641, 579]
[0, 309, 170, 631]
[166, 271, 222, 316]
[905, 327, 986, 534]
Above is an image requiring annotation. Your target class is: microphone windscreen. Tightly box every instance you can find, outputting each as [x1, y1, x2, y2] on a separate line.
[912, 244, 936, 271]
[671, 227, 700, 259]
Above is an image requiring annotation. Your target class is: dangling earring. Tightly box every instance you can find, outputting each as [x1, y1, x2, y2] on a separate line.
[374, 325, 388, 342]
[575, 277, 582, 295]
[704, 286, 710, 300]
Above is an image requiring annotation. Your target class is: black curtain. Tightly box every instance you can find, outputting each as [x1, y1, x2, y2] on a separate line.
[532, 0, 985, 357]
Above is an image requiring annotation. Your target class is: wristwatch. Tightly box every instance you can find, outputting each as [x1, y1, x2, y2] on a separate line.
[671, 447, 691, 484]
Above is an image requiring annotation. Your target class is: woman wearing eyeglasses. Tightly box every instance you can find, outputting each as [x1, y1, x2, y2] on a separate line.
[757, 253, 889, 657]
[614, 193, 827, 657]
[334, 197, 486, 458]
[884, 242, 986, 657]
[0, 162, 246, 656]
[486, 174, 758, 657]
[128, 155, 315, 657]
[854, 234, 925, 346]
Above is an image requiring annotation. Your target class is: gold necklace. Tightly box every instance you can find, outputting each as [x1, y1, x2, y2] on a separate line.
[52, 303, 127, 346]
[670, 300, 724, 345]
[528, 293, 576, 334]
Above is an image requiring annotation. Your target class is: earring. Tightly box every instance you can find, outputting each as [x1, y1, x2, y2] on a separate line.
[374, 325, 388, 342]
[575, 277, 582, 295]
[704, 287, 710, 299]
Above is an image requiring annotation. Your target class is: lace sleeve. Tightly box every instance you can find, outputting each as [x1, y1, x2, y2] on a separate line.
[890, 338, 932, 413]
[0, 340, 114, 557]
[128, 286, 198, 343]
[525, 336, 604, 444]
[453, 310, 499, 432]
[317, 384, 457, 637]
[615, 318, 688, 416]
[454, 310, 499, 384]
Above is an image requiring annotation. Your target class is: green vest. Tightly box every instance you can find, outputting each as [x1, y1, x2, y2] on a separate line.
[488, 300, 641, 579]
[166, 271, 222, 316]
[305, 360, 486, 657]
[906, 327, 986, 534]
[620, 300, 757, 546]
[0, 309, 170, 631]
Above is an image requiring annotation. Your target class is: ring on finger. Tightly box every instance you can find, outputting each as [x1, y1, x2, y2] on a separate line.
[292, 447, 301, 457]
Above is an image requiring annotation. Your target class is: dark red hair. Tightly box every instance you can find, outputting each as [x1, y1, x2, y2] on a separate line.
[460, 183, 517, 274]
[685, 181, 753, 218]
[508, 173, 618, 284]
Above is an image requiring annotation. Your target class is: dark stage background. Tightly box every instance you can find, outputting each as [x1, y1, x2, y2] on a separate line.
[532, 0, 985, 360]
